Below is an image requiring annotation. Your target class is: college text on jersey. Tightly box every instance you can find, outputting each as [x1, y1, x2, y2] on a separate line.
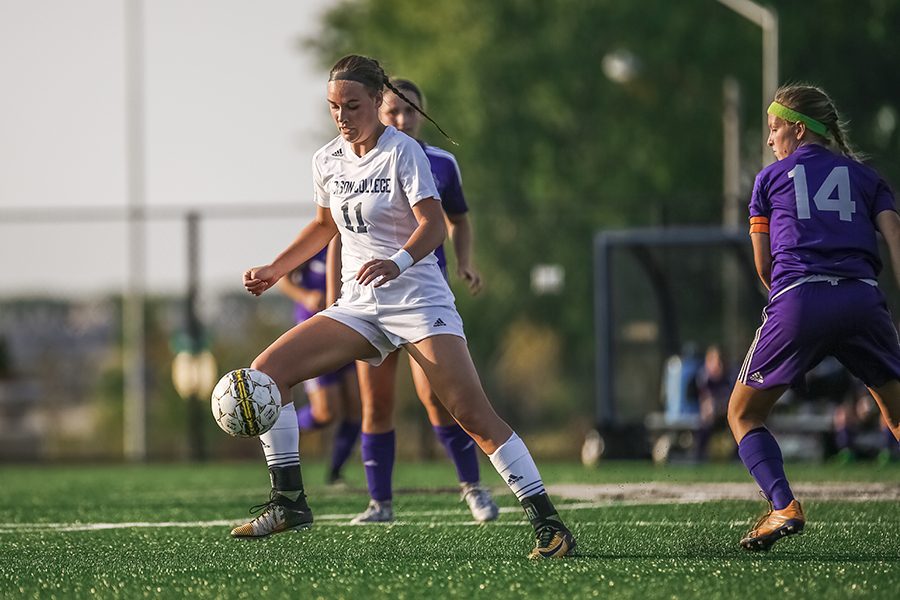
[331, 178, 392, 195]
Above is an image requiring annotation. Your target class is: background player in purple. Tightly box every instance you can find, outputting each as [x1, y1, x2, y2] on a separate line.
[279, 243, 361, 485]
[346, 78, 498, 523]
[729, 84, 900, 551]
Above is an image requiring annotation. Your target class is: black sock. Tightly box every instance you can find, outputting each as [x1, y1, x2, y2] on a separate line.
[520, 493, 562, 530]
[269, 465, 307, 506]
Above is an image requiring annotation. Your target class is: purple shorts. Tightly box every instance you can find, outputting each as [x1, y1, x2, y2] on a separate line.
[739, 279, 900, 389]
[302, 362, 356, 394]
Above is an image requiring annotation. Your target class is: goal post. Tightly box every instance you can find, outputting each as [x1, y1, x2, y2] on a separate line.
[592, 226, 764, 456]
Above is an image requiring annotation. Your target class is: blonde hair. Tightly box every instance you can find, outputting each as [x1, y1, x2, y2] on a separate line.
[773, 84, 861, 161]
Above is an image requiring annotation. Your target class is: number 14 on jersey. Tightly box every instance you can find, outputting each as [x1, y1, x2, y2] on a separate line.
[788, 165, 856, 222]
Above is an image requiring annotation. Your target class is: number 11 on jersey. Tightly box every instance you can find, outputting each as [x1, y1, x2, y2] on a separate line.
[341, 201, 368, 233]
[788, 164, 856, 222]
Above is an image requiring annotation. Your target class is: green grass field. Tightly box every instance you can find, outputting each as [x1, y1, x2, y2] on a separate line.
[1, 460, 898, 599]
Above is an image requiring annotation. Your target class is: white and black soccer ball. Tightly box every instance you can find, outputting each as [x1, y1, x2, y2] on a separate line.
[210, 368, 281, 437]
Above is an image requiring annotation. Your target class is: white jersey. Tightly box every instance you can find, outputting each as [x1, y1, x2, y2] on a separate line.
[312, 126, 455, 312]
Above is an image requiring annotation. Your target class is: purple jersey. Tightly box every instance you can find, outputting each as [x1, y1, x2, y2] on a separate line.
[422, 143, 468, 271]
[749, 144, 896, 297]
[288, 247, 328, 322]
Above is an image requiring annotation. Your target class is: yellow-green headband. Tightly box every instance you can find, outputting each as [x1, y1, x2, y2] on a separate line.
[767, 102, 829, 137]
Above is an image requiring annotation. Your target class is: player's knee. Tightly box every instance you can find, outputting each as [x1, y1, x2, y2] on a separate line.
[250, 354, 280, 385]
[442, 399, 482, 432]
[363, 401, 393, 429]
[726, 401, 746, 432]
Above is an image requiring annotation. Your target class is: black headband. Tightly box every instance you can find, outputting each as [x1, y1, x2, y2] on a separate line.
[329, 71, 384, 89]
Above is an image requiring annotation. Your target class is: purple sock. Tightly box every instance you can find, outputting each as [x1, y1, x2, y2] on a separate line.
[835, 425, 853, 450]
[361, 431, 395, 502]
[296, 405, 325, 431]
[433, 424, 481, 484]
[330, 420, 361, 476]
[738, 427, 794, 510]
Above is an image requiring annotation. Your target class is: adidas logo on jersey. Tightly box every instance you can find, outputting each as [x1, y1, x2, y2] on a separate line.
[331, 148, 344, 157]
[433, 318, 447, 328]
[749, 371, 765, 384]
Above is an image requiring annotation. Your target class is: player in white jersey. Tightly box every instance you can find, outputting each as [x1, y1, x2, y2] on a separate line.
[231, 54, 575, 559]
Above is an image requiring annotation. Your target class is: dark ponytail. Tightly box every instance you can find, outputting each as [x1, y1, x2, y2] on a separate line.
[329, 55, 456, 145]
[383, 79, 455, 145]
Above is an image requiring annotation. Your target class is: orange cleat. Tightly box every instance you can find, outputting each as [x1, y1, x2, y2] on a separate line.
[740, 498, 805, 552]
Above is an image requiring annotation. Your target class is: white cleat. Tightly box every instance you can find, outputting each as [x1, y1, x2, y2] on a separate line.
[350, 499, 394, 524]
[461, 483, 499, 522]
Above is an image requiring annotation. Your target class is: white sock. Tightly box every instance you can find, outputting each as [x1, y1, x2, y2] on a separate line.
[488, 432, 546, 501]
[259, 402, 300, 469]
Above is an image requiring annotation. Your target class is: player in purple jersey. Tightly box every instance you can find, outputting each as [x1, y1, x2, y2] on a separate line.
[279, 243, 361, 485]
[343, 78, 498, 524]
[233, 55, 574, 559]
[729, 84, 900, 551]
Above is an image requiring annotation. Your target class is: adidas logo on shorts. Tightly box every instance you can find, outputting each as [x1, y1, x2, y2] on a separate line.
[331, 148, 344, 157]
[433, 318, 447, 327]
[749, 371, 765, 384]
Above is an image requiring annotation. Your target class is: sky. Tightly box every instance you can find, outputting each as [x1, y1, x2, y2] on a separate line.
[0, 0, 337, 297]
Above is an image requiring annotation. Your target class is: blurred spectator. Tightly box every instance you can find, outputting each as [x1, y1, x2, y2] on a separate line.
[694, 345, 735, 461]
[833, 378, 900, 465]
[662, 343, 701, 421]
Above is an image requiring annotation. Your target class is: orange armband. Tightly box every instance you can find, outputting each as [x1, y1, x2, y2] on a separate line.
[749, 216, 769, 234]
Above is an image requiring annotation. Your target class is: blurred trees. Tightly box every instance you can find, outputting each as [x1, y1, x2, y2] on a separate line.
[312, 0, 900, 425]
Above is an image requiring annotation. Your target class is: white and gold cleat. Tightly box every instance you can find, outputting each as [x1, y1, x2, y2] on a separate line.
[230, 491, 313, 539]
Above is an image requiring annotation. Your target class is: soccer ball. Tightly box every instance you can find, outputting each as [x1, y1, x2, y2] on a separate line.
[210, 368, 281, 437]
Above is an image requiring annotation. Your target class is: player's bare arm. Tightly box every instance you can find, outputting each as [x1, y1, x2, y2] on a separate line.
[356, 198, 446, 287]
[876, 209, 900, 289]
[750, 231, 772, 290]
[245, 206, 338, 296]
[445, 211, 483, 294]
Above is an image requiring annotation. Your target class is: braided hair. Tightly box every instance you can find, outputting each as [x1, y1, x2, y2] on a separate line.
[329, 55, 455, 145]
[774, 84, 862, 161]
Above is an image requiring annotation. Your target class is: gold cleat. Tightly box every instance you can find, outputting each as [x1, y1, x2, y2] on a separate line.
[528, 522, 576, 559]
[740, 498, 805, 552]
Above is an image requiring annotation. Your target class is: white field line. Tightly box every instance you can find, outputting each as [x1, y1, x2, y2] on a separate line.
[546, 482, 900, 503]
[1, 483, 896, 534]
[0, 519, 889, 534]
[0, 497, 897, 534]
[0, 503, 592, 533]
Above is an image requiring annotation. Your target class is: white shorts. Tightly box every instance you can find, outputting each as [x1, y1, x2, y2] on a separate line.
[319, 303, 466, 365]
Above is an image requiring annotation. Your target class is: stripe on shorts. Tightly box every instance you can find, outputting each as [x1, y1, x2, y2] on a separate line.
[739, 306, 769, 384]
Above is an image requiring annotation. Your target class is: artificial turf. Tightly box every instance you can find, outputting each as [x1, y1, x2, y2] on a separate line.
[0, 460, 897, 599]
